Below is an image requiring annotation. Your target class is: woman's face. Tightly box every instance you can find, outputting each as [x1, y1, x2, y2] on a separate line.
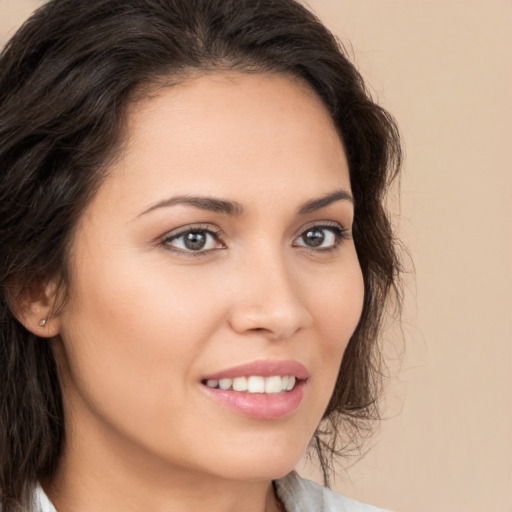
[53, 73, 364, 483]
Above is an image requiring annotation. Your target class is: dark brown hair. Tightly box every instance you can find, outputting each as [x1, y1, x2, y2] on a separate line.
[0, 0, 402, 508]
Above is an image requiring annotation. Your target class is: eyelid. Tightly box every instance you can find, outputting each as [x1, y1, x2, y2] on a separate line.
[300, 218, 346, 230]
[295, 220, 349, 237]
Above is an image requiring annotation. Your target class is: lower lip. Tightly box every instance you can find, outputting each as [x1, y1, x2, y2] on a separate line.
[201, 380, 306, 420]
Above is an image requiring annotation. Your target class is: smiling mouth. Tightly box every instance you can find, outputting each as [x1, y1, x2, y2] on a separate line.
[202, 375, 297, 394]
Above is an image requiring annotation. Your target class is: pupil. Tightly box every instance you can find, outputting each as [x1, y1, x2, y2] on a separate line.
[304, 229, 324, 247]
[184, 231, 206, 250]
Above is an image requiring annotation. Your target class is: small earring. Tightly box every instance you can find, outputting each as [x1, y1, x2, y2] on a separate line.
[39, 318, 47, 327]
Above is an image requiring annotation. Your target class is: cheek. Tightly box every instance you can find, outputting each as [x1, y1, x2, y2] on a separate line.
[306, 258, 365, 408]
[293, 260, 364, 439]
[56, 254, 225, 419]
[314, 263, 365, 356]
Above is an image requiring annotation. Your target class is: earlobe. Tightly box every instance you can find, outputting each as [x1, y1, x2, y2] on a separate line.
[33, 315, 60, 338]
[9, 279, 61, 338]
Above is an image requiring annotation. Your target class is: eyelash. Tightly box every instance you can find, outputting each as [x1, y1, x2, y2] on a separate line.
[160, 222, 349, 256]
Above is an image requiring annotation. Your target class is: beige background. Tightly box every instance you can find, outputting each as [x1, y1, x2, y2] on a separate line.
[1, 1, 511, 511]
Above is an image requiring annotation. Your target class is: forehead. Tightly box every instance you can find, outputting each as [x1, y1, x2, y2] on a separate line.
[91, 72, 350, 216]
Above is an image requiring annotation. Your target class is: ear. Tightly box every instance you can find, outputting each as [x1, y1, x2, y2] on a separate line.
[9, 279, 61, 338]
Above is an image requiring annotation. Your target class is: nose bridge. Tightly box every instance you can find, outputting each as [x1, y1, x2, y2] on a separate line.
[229, 244, 313, 339]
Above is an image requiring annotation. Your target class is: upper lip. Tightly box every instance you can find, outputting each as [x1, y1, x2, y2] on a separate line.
[202, 360, 309, 381]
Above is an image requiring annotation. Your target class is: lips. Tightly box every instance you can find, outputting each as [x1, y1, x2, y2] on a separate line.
[202, 360, 309, 381]
[200, 360, 308, 419]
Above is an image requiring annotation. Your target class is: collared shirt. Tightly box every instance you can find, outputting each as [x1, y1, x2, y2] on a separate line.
[275, 472, 392, 512]
[32, 472, 391, 512]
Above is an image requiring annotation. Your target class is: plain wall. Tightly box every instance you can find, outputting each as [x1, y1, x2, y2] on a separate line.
[1, 1, 511, 511]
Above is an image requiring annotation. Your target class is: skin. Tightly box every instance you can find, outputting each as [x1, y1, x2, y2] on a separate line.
[30, 73, 364, 512]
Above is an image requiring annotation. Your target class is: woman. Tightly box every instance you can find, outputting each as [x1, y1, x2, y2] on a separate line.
[0, 0, 402, 511]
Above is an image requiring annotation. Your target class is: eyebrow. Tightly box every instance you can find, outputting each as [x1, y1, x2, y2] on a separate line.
[139, 195, 244, 217]
[297, 189, 353, 215]
[138, 189, 353, 218]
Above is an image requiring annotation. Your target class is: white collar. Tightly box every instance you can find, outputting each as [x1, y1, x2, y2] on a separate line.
[33, 483, 57, 512]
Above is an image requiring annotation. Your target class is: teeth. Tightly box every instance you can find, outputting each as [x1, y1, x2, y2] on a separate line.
[205, 375, 297, 393]
[265, 376, 282, 394]
[247, 376, 265, 393]
[218, 378, 232, 390]
[232, 376, 248, 392]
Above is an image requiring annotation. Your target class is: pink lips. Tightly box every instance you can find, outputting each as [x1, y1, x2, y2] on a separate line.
[200, 360, 309, 420]
[202, 360, 309, 381]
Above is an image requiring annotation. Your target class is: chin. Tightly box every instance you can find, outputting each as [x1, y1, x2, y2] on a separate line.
[197, 433, 310, 482]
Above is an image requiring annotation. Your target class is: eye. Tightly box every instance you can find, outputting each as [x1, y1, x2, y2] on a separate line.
[293, 223, 347, 250]
[161, 226, 224, 254]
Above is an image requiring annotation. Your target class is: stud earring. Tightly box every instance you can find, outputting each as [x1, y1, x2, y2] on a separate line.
[39, 318, 47, 327]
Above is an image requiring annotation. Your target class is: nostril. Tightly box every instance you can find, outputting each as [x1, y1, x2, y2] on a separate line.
[228, 293, 312, 339]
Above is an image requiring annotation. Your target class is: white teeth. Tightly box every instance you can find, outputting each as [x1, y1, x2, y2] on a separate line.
[232, 376, 248, 392]
[205, 375, 297, 393]
[247, 376, 265, 393]
[286, 376, 296, 391]
[218, 378, 232, 390]
[265, 376, 283, 394]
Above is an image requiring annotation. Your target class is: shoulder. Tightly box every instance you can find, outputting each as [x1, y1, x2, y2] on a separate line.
[274, 472, 392, 512]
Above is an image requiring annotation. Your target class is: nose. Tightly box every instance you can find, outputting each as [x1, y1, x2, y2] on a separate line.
[228, 251, 313, 341]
